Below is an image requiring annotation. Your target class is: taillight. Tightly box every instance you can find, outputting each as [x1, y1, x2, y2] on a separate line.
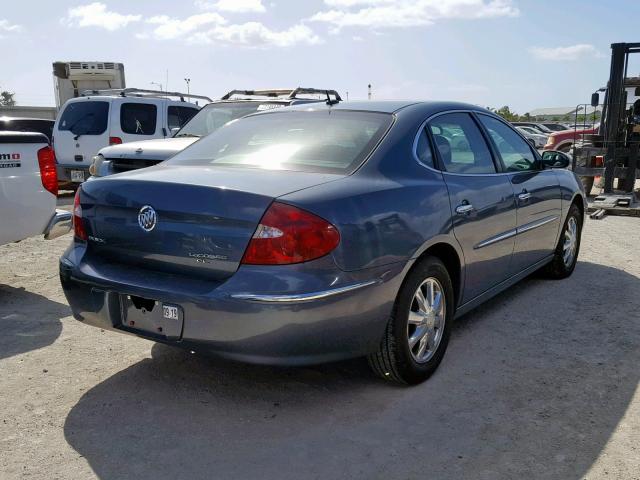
[73, 188, 87, 241]
[109, 136, 122, 145]
[37, 145, 58, 196]
[241, 202, 340, 265]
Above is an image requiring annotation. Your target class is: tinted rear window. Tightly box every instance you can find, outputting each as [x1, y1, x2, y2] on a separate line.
[120, 103, 157, 135]
[169, 110, 393, 174]
[0, 119, 53, 141]
[58, 101, 109, 135]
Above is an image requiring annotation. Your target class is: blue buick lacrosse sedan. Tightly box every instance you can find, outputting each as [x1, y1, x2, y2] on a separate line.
[60, 100, 585, 384]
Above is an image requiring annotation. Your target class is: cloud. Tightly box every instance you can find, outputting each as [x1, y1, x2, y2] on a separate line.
[529, 44, 601, 61]
[0, 19, 23, 36]
[63, 2, 141, 31]
[147, 12, 226, 40]
[309, 0, 519, 29]
[195, 0, 266, 13]
[189, 22, 322, 47]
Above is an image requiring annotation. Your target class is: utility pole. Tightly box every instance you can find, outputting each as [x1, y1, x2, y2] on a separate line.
[151, 81, 163, 92]
[184, 78, 191, 99]
[368, 84, 372, 100]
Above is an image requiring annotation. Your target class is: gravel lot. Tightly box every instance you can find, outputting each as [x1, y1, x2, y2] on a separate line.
[1, 205, 639, 480]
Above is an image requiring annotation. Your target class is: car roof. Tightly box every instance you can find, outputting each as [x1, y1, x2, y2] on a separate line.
[272, 100, 491, 115]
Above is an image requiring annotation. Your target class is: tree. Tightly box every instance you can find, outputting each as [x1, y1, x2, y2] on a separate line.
[0, 90, 16, 106]
[490, 105, 520, 122]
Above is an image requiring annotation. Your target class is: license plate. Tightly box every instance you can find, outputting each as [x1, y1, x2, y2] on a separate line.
[163, 305, 179, 320]
[70, 170, 85, 182]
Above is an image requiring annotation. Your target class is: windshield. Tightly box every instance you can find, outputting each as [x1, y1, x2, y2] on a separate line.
[168, 110, 393, 174]
[174, 101, 286, 138]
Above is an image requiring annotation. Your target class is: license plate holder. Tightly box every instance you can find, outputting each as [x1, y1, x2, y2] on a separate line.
[70, 170, 85, 182]
[120, 295, 184, 340]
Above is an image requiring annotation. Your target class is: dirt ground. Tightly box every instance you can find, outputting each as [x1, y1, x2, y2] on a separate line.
[1, 205, 639, 479]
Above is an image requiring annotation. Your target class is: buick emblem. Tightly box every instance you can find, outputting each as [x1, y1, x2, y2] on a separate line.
[138, 205, 157, 232]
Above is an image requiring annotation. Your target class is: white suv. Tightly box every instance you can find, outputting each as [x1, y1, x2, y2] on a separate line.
[52, 89, 209, 185]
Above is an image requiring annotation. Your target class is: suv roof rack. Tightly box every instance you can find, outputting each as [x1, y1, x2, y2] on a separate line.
[220, 87, 342, 103]
[80, 88, 213, 102]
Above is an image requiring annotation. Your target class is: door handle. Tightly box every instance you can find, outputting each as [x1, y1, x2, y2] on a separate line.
[455, 203, 475, 215]
[518, 191, 531, 201]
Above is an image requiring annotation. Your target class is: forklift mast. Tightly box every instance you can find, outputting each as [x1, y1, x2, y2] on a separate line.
[602, 43, 640, 193]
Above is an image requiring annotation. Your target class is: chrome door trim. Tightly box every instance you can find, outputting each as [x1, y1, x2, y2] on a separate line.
[230, 280, 379, 303]
[516, 215, 559, 235]
[474, 229, 517, 250]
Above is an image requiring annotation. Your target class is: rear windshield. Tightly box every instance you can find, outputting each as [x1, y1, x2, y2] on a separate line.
[0, 119, 53, 142]
[174, 101, 286, 138]
[169, 110, 392, 174]
[58, 101, 109, 135]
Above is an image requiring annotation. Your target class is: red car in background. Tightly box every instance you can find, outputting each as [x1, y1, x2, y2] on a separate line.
[543, 125, 598, 152]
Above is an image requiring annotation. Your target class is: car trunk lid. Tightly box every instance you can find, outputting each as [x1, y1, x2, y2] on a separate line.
[80, 165, 341, 280]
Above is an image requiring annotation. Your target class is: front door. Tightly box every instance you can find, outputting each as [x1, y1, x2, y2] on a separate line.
[476, 114, 562, 274]
[428, 112, 517, 303]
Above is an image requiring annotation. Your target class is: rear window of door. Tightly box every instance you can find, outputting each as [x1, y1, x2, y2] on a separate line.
[428, 113, 496, 174]
[120, 103, 157, 135]
[477, 114, 539, 172]
[168, 106, 199, 130]
[58, 101, 109, 135]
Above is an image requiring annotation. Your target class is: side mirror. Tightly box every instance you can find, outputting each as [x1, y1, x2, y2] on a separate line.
[590, 92, 600, 107]
[541, 150, 571, 169]
[170, 127, 180, 137]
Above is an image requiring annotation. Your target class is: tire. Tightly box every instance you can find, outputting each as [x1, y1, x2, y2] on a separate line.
[368, 256, 455, 385]
[580, 176, 594, 195]
[543, 203, 582, 279]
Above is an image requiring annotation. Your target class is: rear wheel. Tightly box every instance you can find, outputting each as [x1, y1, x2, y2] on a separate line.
[368, 257, 454, 385]
[543, 204, 582, 279]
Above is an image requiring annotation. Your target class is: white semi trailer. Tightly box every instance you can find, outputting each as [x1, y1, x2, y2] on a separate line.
[52, 61, 126, 108]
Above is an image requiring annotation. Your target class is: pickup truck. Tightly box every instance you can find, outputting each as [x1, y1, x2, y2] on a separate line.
[543, 125, 598, 152]
[0, 131, 71, 245]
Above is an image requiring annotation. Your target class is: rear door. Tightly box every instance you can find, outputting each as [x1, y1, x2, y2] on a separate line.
[53, 99, 110, 168]
[428, 112, 517, 303]
[111, 98, 164, 144]
[476, 113, 562, 274]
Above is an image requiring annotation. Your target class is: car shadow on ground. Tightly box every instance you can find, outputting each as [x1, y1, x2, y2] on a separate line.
[63, 261, 640, 480]
[0, 285, 67, 360]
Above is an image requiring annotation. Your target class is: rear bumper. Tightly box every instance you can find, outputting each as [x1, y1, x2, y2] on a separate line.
[59, 248, 404, 365]
[44, 209, 72, 240]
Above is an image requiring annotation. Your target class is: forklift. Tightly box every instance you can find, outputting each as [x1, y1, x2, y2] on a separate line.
[573, 42, 640, 218]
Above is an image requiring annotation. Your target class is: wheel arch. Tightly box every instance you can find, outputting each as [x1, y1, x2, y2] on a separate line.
[404, 239, 464, 310]
[571, 192, 586, 221]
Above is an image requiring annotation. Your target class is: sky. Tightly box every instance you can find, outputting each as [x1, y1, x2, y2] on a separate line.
[0, 0, 637, 113]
